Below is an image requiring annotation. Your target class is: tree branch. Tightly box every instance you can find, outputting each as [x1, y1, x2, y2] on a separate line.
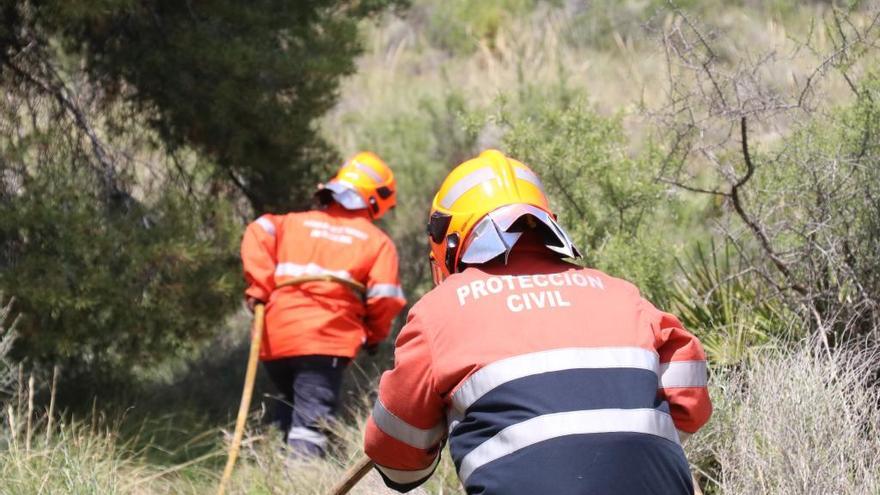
[2, 51, 120, 197]
[730, 117, 807, 295]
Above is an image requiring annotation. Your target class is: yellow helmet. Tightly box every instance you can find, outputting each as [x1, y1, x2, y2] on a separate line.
[317, 151, 397, 220]
[427, 149, 580, 284]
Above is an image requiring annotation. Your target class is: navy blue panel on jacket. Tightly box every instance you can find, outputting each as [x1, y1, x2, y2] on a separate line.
[447, 367, 688, 494]
[450, 367, 662, 465]
[465, 433, 692, 495]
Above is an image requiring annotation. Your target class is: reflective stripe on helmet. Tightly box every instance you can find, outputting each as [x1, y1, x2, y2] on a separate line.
[514, 166, 545, 193]
[353, 160, 384, 184]
[439, 168, 498, 209]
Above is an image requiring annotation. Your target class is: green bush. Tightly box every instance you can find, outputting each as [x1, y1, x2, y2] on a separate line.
[0, 155, 242, 375]
[418, 0, 539, 54]
[332, 90, 480, 300]
[497, 87, 676, 304]
[2, 0, 406, 212]
[0, 0, 410, 378]
[742, 73, 880, 340]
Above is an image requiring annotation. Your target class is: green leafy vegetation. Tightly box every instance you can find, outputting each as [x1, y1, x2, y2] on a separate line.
[1, 0, 406, 375]
[670, 242, 795, 365]
[416, 0, 539, 54]
[1, 157, 242, 374]
[498, 87, 674, 304]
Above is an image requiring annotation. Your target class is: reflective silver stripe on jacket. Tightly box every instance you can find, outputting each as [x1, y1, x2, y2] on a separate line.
[458, 408, 679, 484]
[255, 216, 275, 236]
[659, 360, 708, 388]
[366, 284, 406, 299]
[274, 262, 353, 282]
[440, 168, 498, 209]
[449, 347, 660, 415]
[375, 455, 440, 485]
[372, 400, 445, 449]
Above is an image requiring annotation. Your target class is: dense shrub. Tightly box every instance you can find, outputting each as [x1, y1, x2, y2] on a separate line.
[0, 0, 408, 375]
[654, 5, 880, 346]
[497, 87, 678, 305]
[671, 242, 798, 364]
[0, 155, 242, 374]
[415, 0, 538, 55]
[746, 74, 880, 340]
[1, 0, 407, 212]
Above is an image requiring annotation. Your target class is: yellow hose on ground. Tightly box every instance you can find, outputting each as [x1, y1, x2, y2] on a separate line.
[693, 474, 704, 495]
[328, 454, 374, 495]
[216, 303, 264, 495]
[216, 274, 365, 495]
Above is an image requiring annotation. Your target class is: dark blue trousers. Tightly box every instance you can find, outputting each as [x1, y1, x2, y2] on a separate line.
[263, 355, 349, 457]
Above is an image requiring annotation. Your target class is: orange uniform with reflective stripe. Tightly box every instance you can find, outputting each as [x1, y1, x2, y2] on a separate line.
[364, 243, 711, 493]
[240, 204, 406, 361]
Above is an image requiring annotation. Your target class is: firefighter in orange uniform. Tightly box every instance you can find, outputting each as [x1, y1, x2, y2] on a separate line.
[241, 152, 406, 457]
[364, 150, 711, 494]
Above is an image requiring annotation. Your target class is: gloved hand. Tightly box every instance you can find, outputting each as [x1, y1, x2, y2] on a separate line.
[362, 342, 380, 356]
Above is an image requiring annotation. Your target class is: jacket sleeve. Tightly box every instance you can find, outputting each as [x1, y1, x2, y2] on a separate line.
[240, 214, 279, 302]
[363, 237, 407, 345]
[646, 299, 712, 434]
[364, 310, 445, 492]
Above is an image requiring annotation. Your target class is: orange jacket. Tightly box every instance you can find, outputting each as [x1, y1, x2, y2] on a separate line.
[364, 244, 711, 493]
[240, 205, 406, 360]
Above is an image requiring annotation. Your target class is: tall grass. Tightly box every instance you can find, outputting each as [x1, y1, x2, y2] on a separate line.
[689, 342, 880, 494]
[3, 340, 879, 494]
[221, 409, 448, 495]
[0, 355, 215, 494]
[0, 379, 444, 495]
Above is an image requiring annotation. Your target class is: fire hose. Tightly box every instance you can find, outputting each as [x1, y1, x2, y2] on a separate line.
[216, 276, 366, 495]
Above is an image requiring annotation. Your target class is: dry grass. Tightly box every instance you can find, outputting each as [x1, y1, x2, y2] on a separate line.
[3, 339, 879, 494]
[687, 341, 880, 494]
[0, 378, 452, 495]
